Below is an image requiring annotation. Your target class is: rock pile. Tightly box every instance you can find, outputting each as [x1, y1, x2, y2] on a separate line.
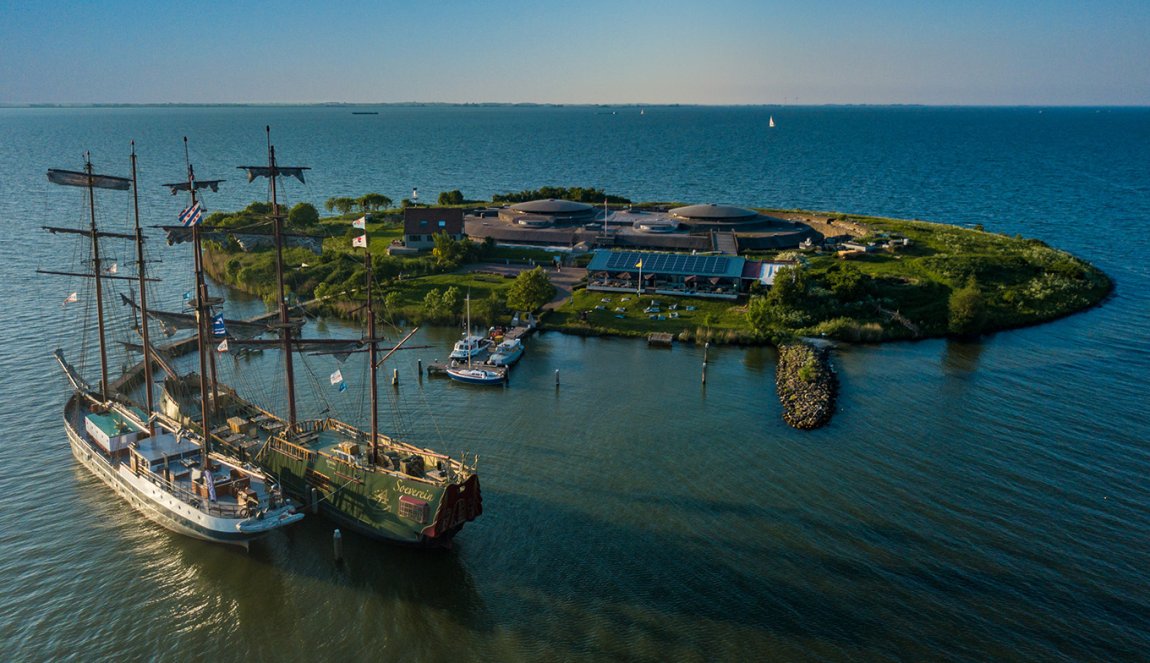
[776, 342, 838, 430]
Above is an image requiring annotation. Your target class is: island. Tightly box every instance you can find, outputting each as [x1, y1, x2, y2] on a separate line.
[195, 195, 1112, 346]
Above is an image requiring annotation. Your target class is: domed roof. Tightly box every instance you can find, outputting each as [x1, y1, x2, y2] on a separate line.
[510, 199, 595, 214]
[669, 203, 758, 220]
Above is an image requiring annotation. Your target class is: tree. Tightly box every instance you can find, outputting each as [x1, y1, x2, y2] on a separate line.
[765, 265, 808, 309]
[746, 296, 773, 335]
[437, 189, 464, 205]
[358, 193, 392, 211]
[383, 291, 402, 316]
[441, 286, 463, 317]
[326, 197, 356, 215]
[432, 232, 467, 267]
[948, 278, 987, 336]
[506, 266, 556, 312]
[422, 288, 445, 319]
[824, 263, 865, 301]
[288, 202, 319, 227]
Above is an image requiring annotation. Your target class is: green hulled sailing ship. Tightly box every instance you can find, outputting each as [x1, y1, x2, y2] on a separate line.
[156, 130, 482, 548]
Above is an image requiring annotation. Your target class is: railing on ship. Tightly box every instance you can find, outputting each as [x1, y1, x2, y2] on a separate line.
[132, 462, 254, 518]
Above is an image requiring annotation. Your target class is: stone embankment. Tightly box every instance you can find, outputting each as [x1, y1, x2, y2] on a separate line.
[776, 342, 838, 430]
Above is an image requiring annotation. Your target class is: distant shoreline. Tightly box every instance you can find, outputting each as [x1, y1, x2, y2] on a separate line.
[4, 103, 1147, 110]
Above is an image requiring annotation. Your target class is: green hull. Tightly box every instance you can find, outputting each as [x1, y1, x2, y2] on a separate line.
[162, 376, 482, 548]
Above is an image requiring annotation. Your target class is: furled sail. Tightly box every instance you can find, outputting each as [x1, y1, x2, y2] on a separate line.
[119, 293, 274, 339]
[237, 166, 309, 184]
[161, 179, 224, 195]
[47, 169, 131, 190]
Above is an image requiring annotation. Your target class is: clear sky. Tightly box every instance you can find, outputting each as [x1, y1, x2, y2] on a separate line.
[2, 0, 1147, 106]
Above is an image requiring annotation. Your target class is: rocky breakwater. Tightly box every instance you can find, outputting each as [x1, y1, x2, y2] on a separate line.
[775, 341, 838, 430]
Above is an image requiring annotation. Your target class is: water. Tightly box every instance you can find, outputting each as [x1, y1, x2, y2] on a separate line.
[1, 106, 1149, 661]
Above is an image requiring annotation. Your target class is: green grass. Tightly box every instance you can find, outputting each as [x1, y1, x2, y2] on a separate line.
[548, 289, 754, 342]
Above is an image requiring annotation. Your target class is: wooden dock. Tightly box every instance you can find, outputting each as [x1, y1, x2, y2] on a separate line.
[647, 332, 674, 347]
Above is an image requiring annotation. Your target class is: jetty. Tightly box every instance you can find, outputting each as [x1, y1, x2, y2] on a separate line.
[427, 320, 536, 379]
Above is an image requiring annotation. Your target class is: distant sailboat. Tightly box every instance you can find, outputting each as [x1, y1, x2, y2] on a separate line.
[769, 115, 776, 128]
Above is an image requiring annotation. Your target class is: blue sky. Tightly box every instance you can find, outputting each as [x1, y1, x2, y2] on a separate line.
[2, 0, 1147, 105]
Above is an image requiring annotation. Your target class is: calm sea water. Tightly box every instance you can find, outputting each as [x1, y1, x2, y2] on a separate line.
[1, 106, 1149, 661]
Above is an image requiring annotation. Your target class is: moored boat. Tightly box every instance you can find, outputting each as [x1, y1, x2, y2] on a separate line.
[449, 333, 491, 360]
[157, 129, 482, 547]
[487, 337, 524, 367]
[44, 151, 302, 548]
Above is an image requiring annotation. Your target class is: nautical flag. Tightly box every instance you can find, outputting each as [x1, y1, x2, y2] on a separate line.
[211, 313, 226, 336]
[339, 381, 348, 393]
[179, 201, 204, 227]
[204, 468, 217, 502]
[217, 339, 229, 353]
[183, 291, 193, 301]
[63, 292, 78, 306]
[352, 216, 366, 229]
[352, 234, 367, 248]
[106, 263, 118, 274]
[635, 259, 643, 268]
[330, 369, 343, 386]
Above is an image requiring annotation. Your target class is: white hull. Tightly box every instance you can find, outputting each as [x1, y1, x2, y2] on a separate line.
[64, 395, 302, 548]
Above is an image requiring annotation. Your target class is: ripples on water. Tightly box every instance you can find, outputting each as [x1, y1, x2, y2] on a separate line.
[1, 106, 1148, 661]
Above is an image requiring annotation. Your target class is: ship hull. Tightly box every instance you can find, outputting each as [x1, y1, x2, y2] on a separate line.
[259, 433, 482, 549]
[160, 378, 482, 549]
[64, 394, 301, 549]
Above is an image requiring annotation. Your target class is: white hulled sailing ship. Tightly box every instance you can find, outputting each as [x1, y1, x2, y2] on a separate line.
[43, 149, 303, 548]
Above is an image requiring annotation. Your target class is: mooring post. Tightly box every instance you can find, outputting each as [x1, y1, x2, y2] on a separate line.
[702, 342, 709, 385]
[333, 528, 343, 563]
[417, 358, 423, 378]
[310, 487, 319, 514]
[555, 368, 560, 388]
[392, 368, 399, 386]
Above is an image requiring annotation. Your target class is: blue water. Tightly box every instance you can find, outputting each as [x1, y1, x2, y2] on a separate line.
[1, 105, 1148, 661]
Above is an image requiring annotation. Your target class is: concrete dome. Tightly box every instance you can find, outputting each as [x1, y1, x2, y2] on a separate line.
[510, 199, 596, 214]
[669, 203, 759, 221]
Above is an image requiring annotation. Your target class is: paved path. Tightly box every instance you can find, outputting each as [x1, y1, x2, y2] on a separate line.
[462, 262, 583, 311]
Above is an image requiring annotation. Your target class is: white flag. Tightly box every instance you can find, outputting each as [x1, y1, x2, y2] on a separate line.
[330, 369, 343, 386]
[63, 292, 78, 306]
[217, 339, 229, 353]
[352, 216, 366, 229]
[352, 234, 367, 248]
[106, 263, 118, 274]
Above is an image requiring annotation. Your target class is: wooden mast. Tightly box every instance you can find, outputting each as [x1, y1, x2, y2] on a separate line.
[184, 138, 213, 465]
[86, 156, 112, 400]
[267, 127, 299, 428]
[365, 246, 379, 462]
[129, 143, 156, 436]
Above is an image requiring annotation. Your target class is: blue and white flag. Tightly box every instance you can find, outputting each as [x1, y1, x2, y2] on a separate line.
[178, 201, 204, 227]
[211, 313, 226, 336]
[339, 381, 348, 393]
[183, 290, 193, 301]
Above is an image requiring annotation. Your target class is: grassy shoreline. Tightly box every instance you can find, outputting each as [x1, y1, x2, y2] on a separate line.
[202, 207, 1113, 346]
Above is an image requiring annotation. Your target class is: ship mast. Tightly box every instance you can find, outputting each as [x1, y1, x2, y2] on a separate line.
[364, 247, 379, 462]
[42, 158, 134, 400]
[184, 138, 214, 465]
[129, 143, 156, 436]
[267, 127, 299, 428]
[86, 157, 112, 399]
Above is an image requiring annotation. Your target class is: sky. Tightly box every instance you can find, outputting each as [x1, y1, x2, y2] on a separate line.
[1, 0, 1148, 106]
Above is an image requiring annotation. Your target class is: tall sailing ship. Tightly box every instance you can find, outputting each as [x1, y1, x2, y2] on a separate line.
[157, 129, 483, 548]
[43, 150, 303, 548]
